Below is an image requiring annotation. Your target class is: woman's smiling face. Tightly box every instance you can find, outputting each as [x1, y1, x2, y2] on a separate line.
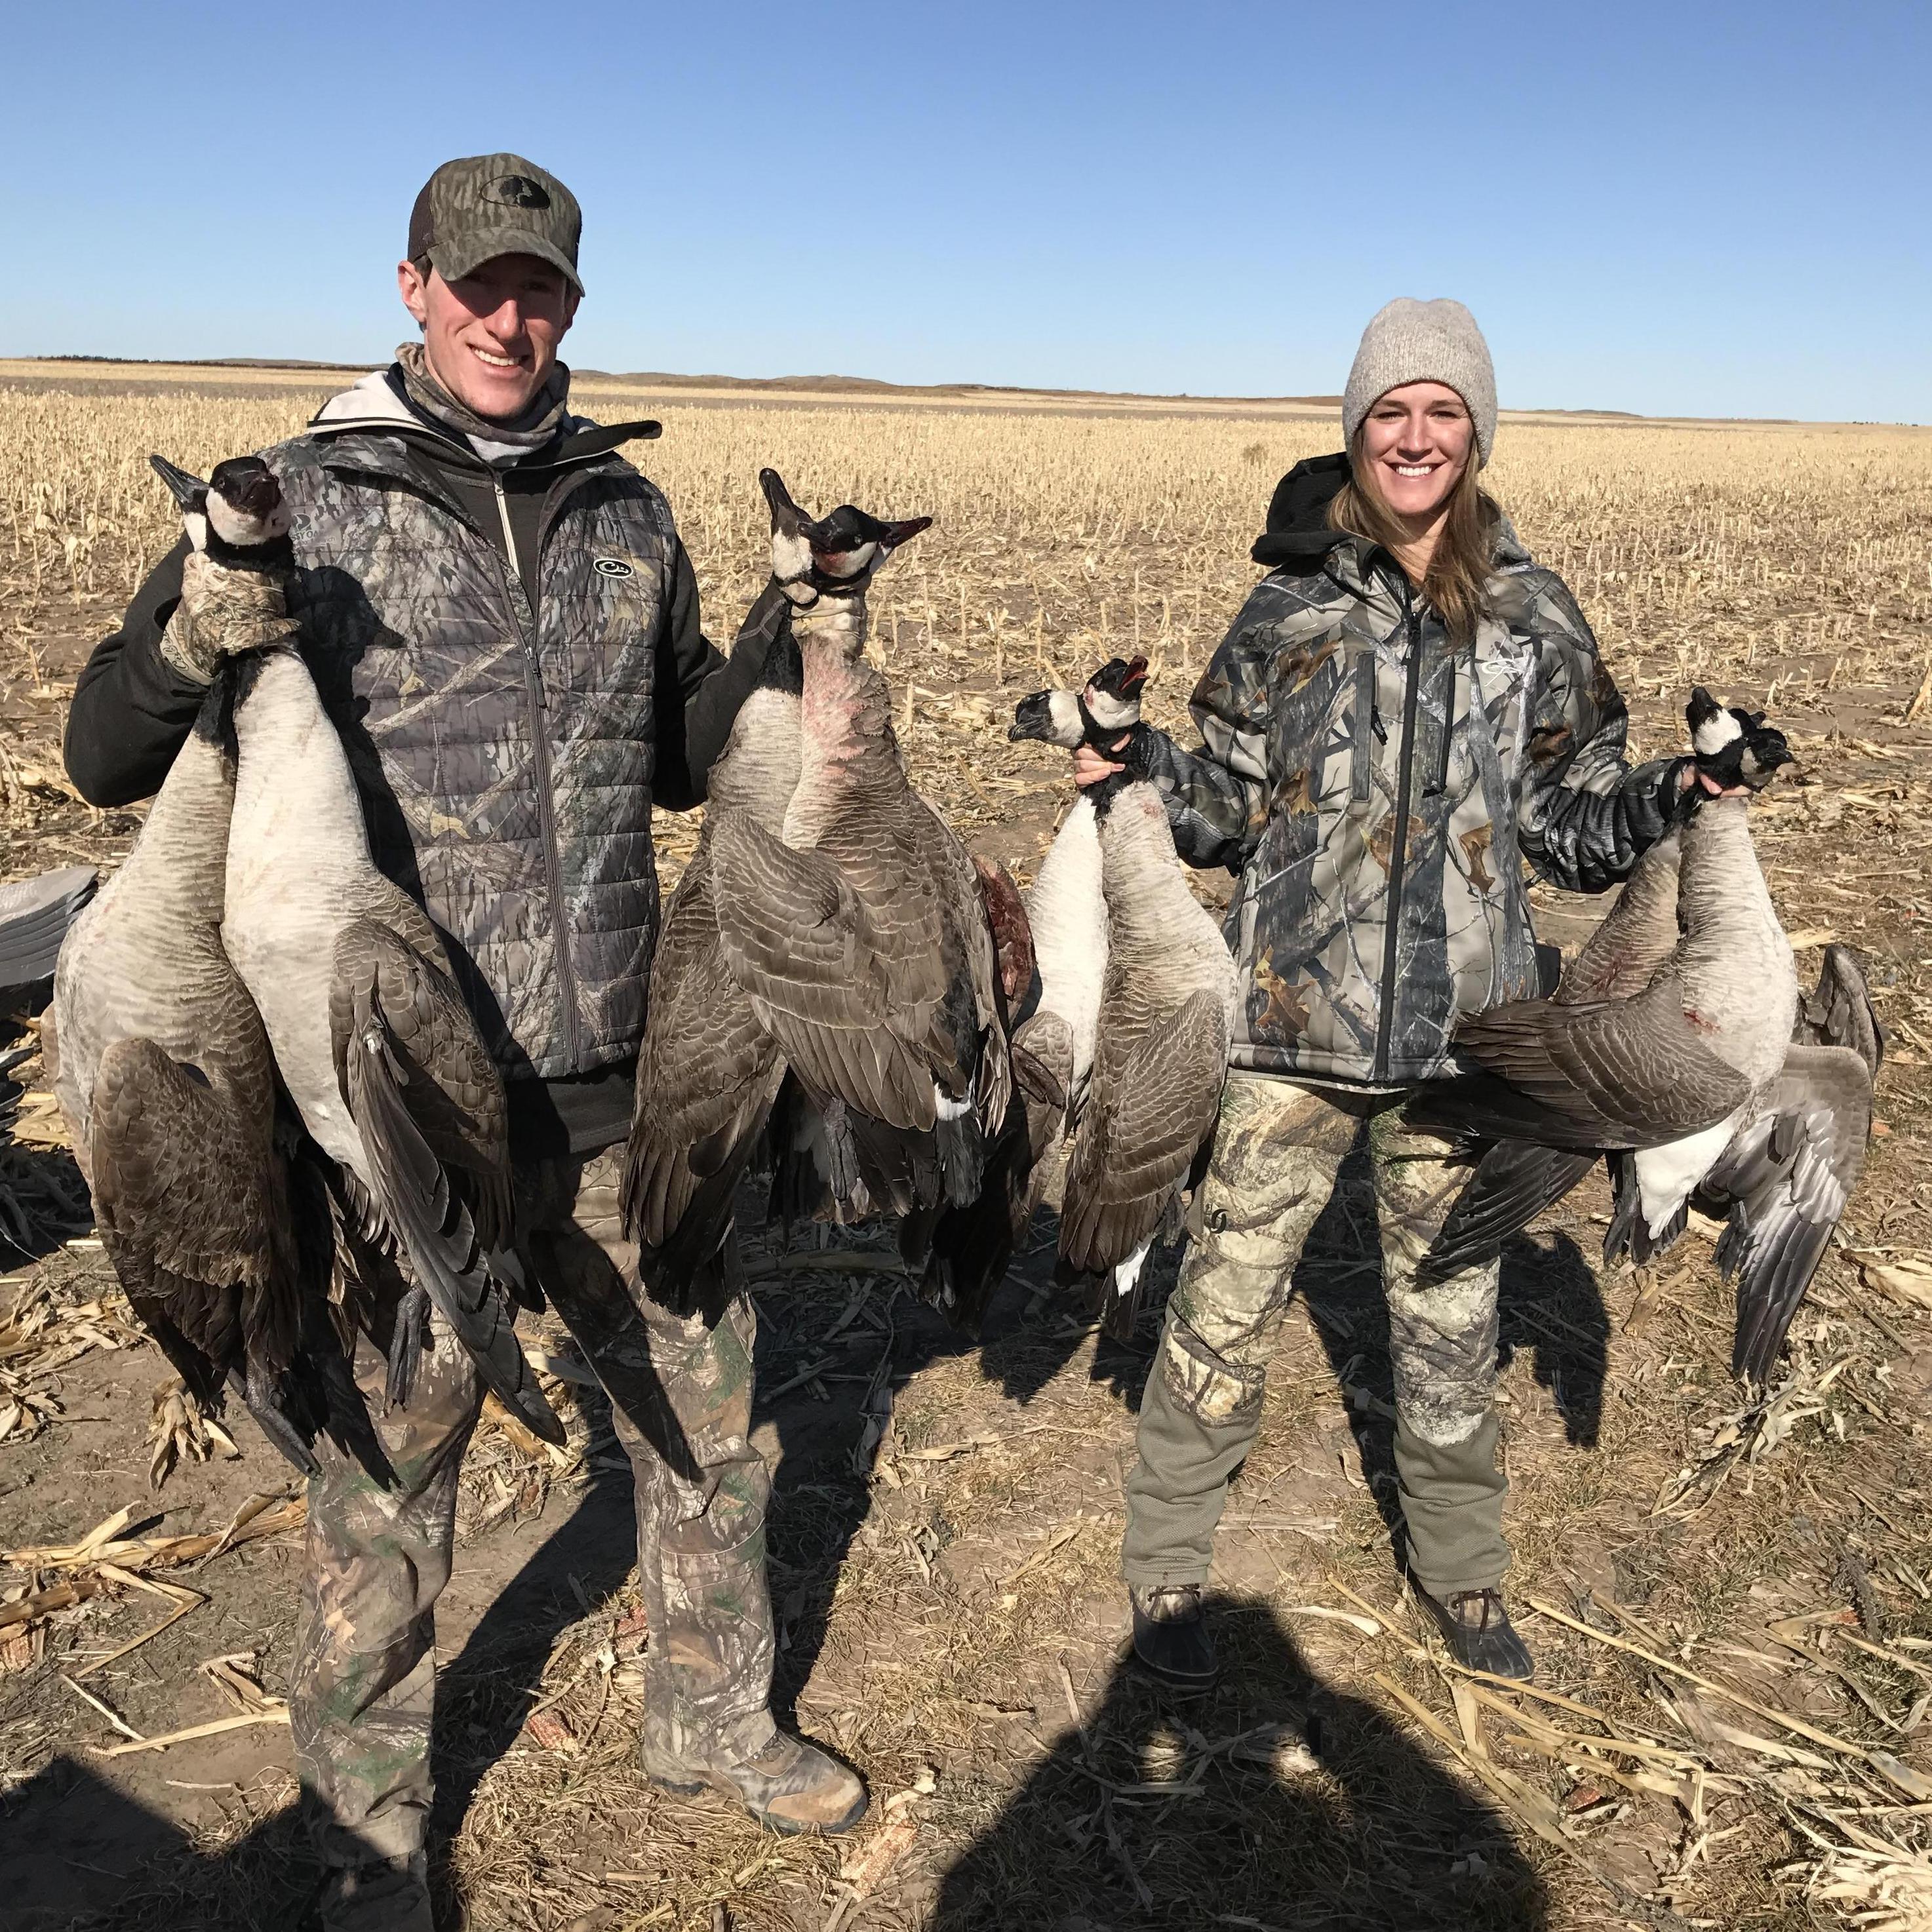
[1359, 381, 1474, 522]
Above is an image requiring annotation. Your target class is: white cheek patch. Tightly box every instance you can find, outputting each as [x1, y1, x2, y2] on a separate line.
[771, 529, 812, 583]
[1085, 693, 1139, 732]
[1692, 709, 1743, 757]
[1048, 691, 1084, 744]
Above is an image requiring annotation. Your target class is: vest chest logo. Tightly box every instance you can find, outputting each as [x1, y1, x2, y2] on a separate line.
[593, 556, 635, 580]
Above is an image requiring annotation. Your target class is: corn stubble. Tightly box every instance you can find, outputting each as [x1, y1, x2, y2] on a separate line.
[4, 370, 1932, 1929]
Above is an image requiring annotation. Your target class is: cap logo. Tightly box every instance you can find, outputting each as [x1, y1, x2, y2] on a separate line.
[594, 556, 635, 580]
[486, 174, 551, 210]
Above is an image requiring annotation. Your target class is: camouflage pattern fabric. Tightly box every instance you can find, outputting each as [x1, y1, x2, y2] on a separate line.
[292, 1295, 481, 1871]
[519, 1152, 778, 1773]
[1122, 1074, 1508, 1600]
[1132, 525, 1685, 1086]
[156, 547, 301, 685]
[408, 152, 584, 294]
[293, 1149, 777, 1877]
[260, 423, 679, 1080]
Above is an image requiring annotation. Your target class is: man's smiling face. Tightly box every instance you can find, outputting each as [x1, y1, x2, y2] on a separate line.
[397, 252, 579, 422]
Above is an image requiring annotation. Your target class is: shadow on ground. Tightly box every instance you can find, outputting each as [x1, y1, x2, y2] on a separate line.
[933, 1594, 1549, 1930]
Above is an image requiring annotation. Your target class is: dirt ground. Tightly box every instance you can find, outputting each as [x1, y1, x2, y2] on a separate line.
[5, 395, 1932, 1932]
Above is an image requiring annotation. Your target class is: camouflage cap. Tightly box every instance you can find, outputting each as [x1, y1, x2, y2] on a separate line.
[407, 154, 583, 296]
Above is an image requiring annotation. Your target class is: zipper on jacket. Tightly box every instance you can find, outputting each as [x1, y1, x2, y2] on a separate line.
[1372, 591, 1425, 1082]
[493, 472, 582, 1069]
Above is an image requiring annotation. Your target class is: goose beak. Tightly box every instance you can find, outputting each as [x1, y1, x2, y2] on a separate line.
[759, 467, 807, 537]
[149, 452, 208, 513]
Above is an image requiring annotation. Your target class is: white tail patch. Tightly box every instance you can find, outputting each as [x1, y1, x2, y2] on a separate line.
[935, 1085, 972, 1122]
[1634, 1117, 1739, 1234]
[1113, 1238, 1153, 1299]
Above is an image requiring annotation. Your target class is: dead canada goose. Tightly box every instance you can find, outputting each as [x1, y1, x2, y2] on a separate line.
[708, 472, 1010, 1237]
[622, 625, 802, 1312]
[165, 460, 564, 1447]
[1004, 658, 1151, 1145]
[1413, 690, 1872, 1379]
[1012, 658, 1237, 1342]
[46, 463, 358, 1475]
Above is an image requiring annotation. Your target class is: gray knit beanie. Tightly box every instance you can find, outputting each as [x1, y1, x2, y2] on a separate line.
[1342, 298, 1497, 467]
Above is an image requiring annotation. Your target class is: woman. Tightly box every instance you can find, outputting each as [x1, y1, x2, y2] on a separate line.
[1078, 298, 1738, 1684]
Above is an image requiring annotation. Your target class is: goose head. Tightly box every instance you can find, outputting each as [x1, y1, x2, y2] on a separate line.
[149, 453, 292, 560]
[1008, 656, 1149, 747]
[760, 468, 930, 609]
[1686, 685, 1792, 793]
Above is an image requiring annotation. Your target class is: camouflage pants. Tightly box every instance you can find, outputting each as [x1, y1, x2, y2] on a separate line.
[1122, 1074, 1507, 1601]
[291, 1148, 775, 1871]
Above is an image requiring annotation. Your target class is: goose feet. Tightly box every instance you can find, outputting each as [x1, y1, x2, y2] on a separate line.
[385, 1284, 431, 1410]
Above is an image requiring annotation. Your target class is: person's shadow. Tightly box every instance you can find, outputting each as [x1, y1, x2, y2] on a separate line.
[934, 1594, 1549, 1929]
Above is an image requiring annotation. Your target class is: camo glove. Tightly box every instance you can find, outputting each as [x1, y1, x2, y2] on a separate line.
[158, 549, 302, 686]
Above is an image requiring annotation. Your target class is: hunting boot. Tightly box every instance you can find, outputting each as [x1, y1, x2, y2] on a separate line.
[307, 1850, 434, 1932]
[1415, 1585, 1534, 1680]
[642, 1725, 868, 1836]
[1130, 1584, 1218, 1687]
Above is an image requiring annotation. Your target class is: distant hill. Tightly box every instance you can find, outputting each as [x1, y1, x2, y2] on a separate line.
[31, 354, 1346, 407]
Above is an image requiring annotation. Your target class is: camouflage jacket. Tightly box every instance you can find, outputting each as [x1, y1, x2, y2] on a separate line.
[266, 376, 686, 1081]
[1137, 454, 1687, 1088]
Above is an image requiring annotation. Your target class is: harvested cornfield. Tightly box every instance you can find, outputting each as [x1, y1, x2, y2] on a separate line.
[3, 361, 1931, 1931]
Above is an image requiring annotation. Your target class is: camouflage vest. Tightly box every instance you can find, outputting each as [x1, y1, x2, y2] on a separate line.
[261, 425, 676, 1082]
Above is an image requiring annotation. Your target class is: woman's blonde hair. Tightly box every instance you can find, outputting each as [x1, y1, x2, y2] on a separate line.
[1328, 429, 1501, 644]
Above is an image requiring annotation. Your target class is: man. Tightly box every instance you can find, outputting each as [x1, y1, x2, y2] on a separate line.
[66, 154, 863, 1932]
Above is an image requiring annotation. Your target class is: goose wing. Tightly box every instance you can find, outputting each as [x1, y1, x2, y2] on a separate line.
[1419, 1143, 1598, 1285]
[911, 799, 1015, 1126]
[1415, 974, 1752, 1152]
[0, 865, 98, 993]
[1794, 943, 1883, 1076]
[709, 808, 944, 1130]
[624, 850, 786, 1309]
[329, 918, 562, 1445]
[1558, 831, 1682, 1005]
[89, 1033, 322, 1472]
[1060, 988, 1229, 1279]
[1705, 1043, 1873, 1384]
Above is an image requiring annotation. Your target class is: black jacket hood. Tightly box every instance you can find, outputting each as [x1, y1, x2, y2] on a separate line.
[1251, 452, 1352, 571]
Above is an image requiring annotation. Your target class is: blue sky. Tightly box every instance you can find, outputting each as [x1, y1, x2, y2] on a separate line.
[8, 1, 1926, 421]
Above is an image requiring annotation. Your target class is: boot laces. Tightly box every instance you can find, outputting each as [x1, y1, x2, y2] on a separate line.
[1447, 1588, 1505, 1632]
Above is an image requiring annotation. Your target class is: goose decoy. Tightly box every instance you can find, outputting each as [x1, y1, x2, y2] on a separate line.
[1012, 658, 1237, 1343]
[154, 459, 564, 1448]
[1412, 690, 1871, 1379]
[708, 473, 1009, 1238]
[46, 470, 352, 1476]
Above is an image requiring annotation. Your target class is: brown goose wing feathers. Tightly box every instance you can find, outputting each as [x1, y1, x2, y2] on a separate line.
[709, 807, 946, 1129]
[329, 919, 561, 1445]
[624, 848, 786, 1303]
[90, 1035, 294, 1410]
[1060, 988, 1228, 1278]
[1440, 975, 1752, 1149]
[1708, 1043, 1873, 1383]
